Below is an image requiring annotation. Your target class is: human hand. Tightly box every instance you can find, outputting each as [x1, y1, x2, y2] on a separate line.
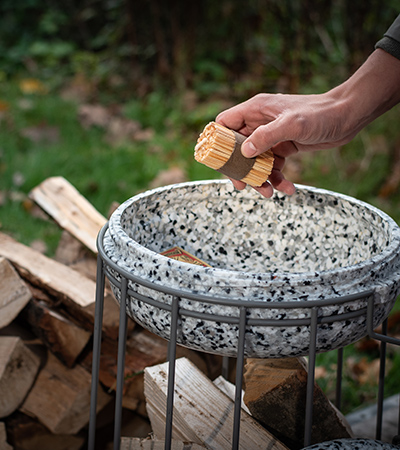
[216, 50, 400, 198]
[216, 91, 358, 198]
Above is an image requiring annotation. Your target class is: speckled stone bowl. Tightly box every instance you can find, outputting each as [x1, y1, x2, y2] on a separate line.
[103, 180, 400, 357]
[301, 438, 400, 449]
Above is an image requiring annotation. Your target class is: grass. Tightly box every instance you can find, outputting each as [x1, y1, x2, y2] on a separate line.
[2, 75, 400, 415]
[0, 80, 219, 252]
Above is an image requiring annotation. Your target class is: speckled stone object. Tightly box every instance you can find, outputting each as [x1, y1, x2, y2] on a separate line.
[103, 180, 400, 357]
[301, 438, 400, 449]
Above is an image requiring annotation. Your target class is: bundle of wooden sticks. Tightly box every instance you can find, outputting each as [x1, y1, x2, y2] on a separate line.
[194, 121, 274, 187]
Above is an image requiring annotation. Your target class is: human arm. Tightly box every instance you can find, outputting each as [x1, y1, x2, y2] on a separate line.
[216, 22, 400, 198]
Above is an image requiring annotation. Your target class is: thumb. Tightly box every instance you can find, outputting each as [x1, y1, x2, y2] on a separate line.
[241, 118, 289, 158]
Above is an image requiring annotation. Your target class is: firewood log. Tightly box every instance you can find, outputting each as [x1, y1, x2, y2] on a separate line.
[0, 232, 125, 340]
[144, 357, 288, 450]
[243, 358, 353, 448]
[20, 351, 111, 435]
[29, 176, 107, 254]
[5, 412, 84, 450]
[22, 298, 91, 367]
[81, 328, 207, 413]
[0, 422, 12, 450]
[120, 437, 207, 450]
[0, 257, 31, 329]
[0, 336, 40, 418]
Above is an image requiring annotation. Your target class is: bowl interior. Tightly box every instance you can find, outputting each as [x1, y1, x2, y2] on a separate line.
[119, 182, 392, 274]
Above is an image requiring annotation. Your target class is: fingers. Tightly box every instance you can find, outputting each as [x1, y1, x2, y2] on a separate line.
[216, 107, 246, 135]
[229, 178, 247, 191]
[252, 182, 274, 198]
[227, 145, 296, 198]
[268, 169, 296, 195]
[228, 166, 296, 199]
[241, 118, 290, 157]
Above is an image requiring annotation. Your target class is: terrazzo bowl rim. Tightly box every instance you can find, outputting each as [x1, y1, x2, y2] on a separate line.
[106, 179, 400, 289]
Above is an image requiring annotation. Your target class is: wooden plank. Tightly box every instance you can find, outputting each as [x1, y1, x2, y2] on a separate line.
[120, 437, 206, 450]
[29, 176, 107, 253]
[0, 257, 31, 329]
[144, 357, 288, 450]
[243, 358, 353, 448]
[20, 351, 111, 435]
[0, 336, 40, 418]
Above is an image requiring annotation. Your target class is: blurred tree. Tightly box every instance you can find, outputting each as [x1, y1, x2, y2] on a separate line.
[0, 0, 398, 95]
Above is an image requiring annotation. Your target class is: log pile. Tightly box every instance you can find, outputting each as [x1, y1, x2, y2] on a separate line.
[0, 176, 354, 449]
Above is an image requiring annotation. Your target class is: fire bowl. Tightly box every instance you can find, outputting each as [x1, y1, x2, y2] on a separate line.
[102, 180, 400, 358]
[301, 438, 400, 449]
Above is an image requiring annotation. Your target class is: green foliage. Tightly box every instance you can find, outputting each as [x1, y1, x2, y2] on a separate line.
[2, 0, 399, 94]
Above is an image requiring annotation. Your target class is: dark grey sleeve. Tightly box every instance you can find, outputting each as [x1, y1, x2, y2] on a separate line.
[375, 14, 400, 60]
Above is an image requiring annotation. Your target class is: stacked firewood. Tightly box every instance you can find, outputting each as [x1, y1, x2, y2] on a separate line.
[0, 177, 353, 450]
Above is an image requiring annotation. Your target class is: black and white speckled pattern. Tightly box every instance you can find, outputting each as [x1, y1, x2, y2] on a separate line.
[301, 438, 400, 449]
[103, 180, 400, 357]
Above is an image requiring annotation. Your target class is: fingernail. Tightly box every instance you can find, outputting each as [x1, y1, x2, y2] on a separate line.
[242, 142, 257, 157]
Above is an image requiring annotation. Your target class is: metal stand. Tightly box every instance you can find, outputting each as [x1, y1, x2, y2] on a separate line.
[89, 223, 400, 450]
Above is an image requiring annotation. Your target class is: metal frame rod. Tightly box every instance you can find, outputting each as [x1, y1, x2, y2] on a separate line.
[91, 224, 400, 448]
[232, 307, 247, 450]
[367, 297, 400, 345]
[336, 347, 344, 410]
[88, 255, 106, 450]
[304, 307, 319, 447]
[376, 319, 388, 440]
[165, 296, 180, 450]
[113, 277, 129, 450]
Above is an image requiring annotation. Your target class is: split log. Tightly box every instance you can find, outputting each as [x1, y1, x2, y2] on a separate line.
[20, 351, 111, 435]
[243, 358, 353, 449]
[6, 412, 84, 450]
[119, 410, 152, 441]
[29, 176, 107, 253]
[22, 299, 91, 367]
[120, 437, 206, 450]
[144, 357, 288, 450]
[81, 328, 207, 412]
[0, 336, 40, 418]
[54, 230, 89, 266]
[55, 230, 99, 282]
[0, 422, 13, 450]
[0, 232, 124, 339]
[0, 257, 31, 329]
[0, 232, 95, 310]
[212, 376, 250, 415]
